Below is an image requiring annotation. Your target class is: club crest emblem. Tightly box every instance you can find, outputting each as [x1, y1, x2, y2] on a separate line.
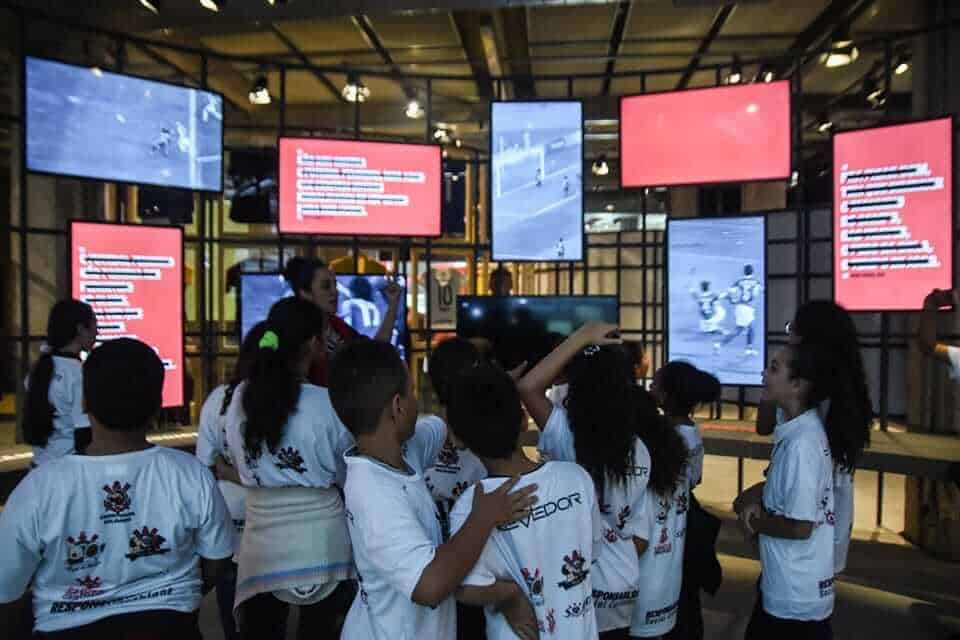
[557, 549, 588, 590]
[102, 481, 132, 515]
[66, 532, 105, 570]
[521, 568, 545, 606]
[275, 447, 307, 473]
[126, 526, 170, 560]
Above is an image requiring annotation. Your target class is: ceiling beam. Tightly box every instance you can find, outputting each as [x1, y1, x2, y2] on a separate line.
[600, 1, 632, 95]
[676, 3, 736, 90]
[771, 0, 875, 77]
[493, 8, 535, 99]
[450, 10, 494, 100]
[268, 24, 346, 103]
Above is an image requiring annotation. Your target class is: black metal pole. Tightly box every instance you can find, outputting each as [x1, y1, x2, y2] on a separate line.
[278, 65, 286, 269]
[17, 8, 29, 443]
[425, 78, 433, 360]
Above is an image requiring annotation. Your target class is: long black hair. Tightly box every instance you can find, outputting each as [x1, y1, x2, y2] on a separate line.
[23, 300, 96, 446]
[792, 300, 872, 472]
[634, 386, 689, 497]
[563, 345, 644, 497]
[220, 321, 269, 416]
[283, 256, 328, 297]
[242, 297, 324, 456]
[655, 361, 721, 418]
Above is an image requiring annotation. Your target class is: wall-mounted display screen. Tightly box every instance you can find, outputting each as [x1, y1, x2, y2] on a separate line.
[833, 117, 953, 311]
[667, 216, 766, 386]
[620, 81, 791, 187]
[71, 222, 184, 407]
[27, 56, 223, 192]
[490, 101, 584, 261]
[456, 295, 618, 369]
[278, 137, 441, 236]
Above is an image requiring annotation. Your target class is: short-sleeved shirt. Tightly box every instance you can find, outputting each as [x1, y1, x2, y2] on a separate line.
[675, 423, 704, 488]
[760, 409, 835, 621]
[28, 355, 91, 466]
[539, 407, 663, 634]
[423, 428, 487, 540]
[449, 462, 602, 640]
[196, 384, 247, 541]
[0, 447, 234, 632]
[223, 382, 355, 489]
[341, 416, 454, 640]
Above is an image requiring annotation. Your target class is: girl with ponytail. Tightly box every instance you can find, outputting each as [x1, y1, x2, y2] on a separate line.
[222, 296, 356, 639]
[24, 300, 97, 465]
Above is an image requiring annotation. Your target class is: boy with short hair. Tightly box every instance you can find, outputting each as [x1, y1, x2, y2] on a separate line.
[327, 339, 537, 639]
[447, 361, 604, 640]
[0, 338, 234, 639]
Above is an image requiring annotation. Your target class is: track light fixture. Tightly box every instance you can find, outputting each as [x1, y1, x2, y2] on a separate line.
[816, 113, 833, 134]
[405, 96, 424, 119]
[591, 156, 610, 177]
[199, 0, 225, 12]
[755, 65, 775, 83]
[140, 0, 162, 14]
[726, 55, 743, 84]
[894, 54, 911, 75]
[342, 73, 370, 103]
[248, 75, 271, 105]
[821, 25, 858, 68]
[864, 76, 886, 108]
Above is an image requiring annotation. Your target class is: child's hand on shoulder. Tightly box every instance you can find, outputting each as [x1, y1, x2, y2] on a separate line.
[472, 476, 538, 529]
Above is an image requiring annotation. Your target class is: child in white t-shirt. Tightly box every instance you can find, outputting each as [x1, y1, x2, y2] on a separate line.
[447, 361, 603, 640]
[518, 322, 691, 640]
[0, 338, 234, 639]
[23, 300, 98, 466]
[327, 339, 538, 640]
[737, 344, 837, 639]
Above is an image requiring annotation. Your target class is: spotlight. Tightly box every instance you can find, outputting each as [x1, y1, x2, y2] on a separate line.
[140, 0, 162, 13]
[248, 75, 271, 105]
[864, 76, 886, 108]
[820, 25, 858, 68]
[454, 139, 462, 148]
[405, 98, 424, 119]
[266, 0, 291, 5]
[199, 0, 225, 11]
[605, 203, 615, 212]
[727, 55, 743, 84]
[591, 156, 609, 177]
[342, 73, 370, 103]
[816, 113, 833, 133]
[433, 125, 453, 144]
[894, 54, 911, 75]
[755, 65, 775, 83]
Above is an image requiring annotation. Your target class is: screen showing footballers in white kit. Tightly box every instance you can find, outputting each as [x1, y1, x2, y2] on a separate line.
[450, 461, 603, 639]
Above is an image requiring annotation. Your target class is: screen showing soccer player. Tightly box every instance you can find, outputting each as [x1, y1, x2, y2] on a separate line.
[667, 217, 766, 386]
[490, 101, 584, 262]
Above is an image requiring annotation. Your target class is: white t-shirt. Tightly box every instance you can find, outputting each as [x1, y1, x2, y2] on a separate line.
[675, 422, 704, 488]
[423, 429, 487, 539]
[196, 384, 247, 542]
[538, 407, 663, 634]
[449, 462, 602, 640]
[430, 269, 463, 327]
[223, 382, 355, 489]
[945, 345, 960, 381]
[28, 355, 91, 466]
[760, 409, 835, 621]
[0, 447, 234, 632]
[341, 415, 455, 640]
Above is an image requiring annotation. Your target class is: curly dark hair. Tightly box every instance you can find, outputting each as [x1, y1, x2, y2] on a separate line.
[634, 386, 689, 497]
[654, 360, 721, 417]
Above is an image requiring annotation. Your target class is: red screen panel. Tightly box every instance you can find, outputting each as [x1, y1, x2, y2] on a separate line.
[278, 137, 441, 236]
[833, 118, 953, 311]
[71, 222, 184, 407]
[620, 81, 791, 187]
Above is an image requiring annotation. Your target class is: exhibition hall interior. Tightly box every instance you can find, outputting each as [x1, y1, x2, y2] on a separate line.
[0, 0, 958, 639]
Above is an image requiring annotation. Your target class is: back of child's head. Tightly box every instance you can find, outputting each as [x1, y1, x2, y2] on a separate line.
[428, 337, 479, 406]
[563, 344, 640, 490]
[233, 321, 269, 385]
[242, 297, 324, 455]
[655, 361, 721, 416]
[283, 256, 328, 297]
[633, 386, 689, 498]
[446, 361, 521, 460]
[83, 338, 164, 432]
[329, 338, 408, 437]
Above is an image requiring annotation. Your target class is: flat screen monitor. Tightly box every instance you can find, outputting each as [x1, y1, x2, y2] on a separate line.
[238, 272, 408, 359]
[27, 56, 224, 192]
[667, 216, 766, 386]
[278, 137, 441, 236]
[490, 101, 584, 261]
[620, 81, 791, 188]
[833, 117, 954, 311]
[456, 295, 618, 369]
[70, 221, 185, 407]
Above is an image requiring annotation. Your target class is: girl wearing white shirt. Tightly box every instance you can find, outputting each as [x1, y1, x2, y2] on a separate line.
[738, 343, 840, 639]
[223, 297, 356, 639]
[518, 322, 691, 640]
[23, 300, 97, 466]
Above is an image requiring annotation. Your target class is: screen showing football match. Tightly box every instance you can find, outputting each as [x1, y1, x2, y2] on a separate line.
[667, 216, 766, 386]
[27, 57, 223, 192]
[71, 222, 185, 407]
[278, 137, 441, 236]
[620, 81, 790, 187]
[490, 101, 584, 261]
[833, 118, 953, 311]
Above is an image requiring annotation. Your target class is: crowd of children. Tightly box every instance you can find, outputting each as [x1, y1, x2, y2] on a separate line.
[0, 286, 880, 640]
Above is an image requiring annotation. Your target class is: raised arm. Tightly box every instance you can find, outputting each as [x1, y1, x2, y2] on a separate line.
[374, 278, 403, 343]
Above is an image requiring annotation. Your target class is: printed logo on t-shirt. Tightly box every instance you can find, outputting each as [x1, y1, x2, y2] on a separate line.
[433, 442, 461, 473]
[538, 609, 557, 635]
[101, 481, 135, 524]
[593, 588, 639, 611]
[819, 577, 834, 598]
[65, 532, 105, 572]
[521, 568, 545, 606]
[675, 493, 689, 516]
[821, 492, 835, 526]
[654, 527, 672, 555]
[603, 527, 618, 543]
[451, 481, 470, 499]
[599, 501, 612, 515]
[498, 492, 582, 532]
[644, 600, 678, 626]
[62, 576, 105, 601]
[563, 595, 593, 619]
[125, 526, 170, 561]
[275, 447, 307, 474]
[628, 464, 649, 478]
[616, 506, 631, 530]
[655, 497, 670, 526]
[557, 549, 588, 590]
[358, 573, 369, 605]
